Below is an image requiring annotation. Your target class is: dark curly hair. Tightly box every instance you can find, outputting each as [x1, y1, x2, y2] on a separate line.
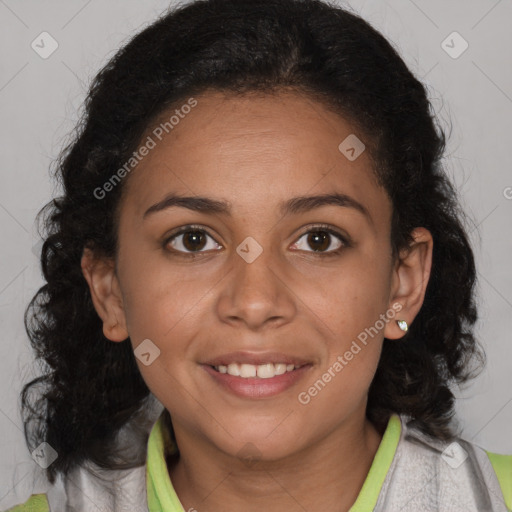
[21, 0, 485, 484]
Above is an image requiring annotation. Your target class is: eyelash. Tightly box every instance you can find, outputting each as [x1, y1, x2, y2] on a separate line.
[162, 223, 351, 259]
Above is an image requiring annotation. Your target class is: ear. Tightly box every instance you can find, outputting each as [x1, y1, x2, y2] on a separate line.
[384, 227, 433, 340]
[80, 246, 129, 342]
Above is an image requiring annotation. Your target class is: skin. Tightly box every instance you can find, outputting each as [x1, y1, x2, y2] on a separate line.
[81, 89, 433, 512]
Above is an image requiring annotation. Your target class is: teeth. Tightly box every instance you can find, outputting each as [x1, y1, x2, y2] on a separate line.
[240, 364, 256, 378]
[274, 363, 287, 375]
[227, 363, 240, 376]
[257, 363, 275, 378]
[213, 362, 301, 378]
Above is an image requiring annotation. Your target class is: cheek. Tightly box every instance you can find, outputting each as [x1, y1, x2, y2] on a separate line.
[312, 265, 389, 337]
[293, 339, 382, 451]
[120, 259, 208, 341]
[305, 258, 388, 384]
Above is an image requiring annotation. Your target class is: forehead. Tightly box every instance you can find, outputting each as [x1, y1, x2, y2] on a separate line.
[121, 90, 388, 223]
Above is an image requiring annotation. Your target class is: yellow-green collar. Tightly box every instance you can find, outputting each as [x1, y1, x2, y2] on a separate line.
[146, 413, 402, 512]
[146, 413, 184, 511]
[349, 414, 401, 511]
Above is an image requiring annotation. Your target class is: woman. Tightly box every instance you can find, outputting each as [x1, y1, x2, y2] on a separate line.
[7, 0, 511, 510]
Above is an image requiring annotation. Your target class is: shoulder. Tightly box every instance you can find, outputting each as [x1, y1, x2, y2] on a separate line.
[3, 494, 50, 512]
[378, 415, 512, 511]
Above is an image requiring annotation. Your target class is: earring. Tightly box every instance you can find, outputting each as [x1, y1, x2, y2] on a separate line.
[397, 320, 408, 332]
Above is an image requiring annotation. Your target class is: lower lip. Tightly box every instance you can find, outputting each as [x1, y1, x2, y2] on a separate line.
[202, 364, 312, 399]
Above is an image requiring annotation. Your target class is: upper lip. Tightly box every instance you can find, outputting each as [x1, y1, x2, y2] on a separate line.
[202, 351, 311, 367]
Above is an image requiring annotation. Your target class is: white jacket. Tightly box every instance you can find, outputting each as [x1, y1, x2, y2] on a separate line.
[5, 398, 512, 512]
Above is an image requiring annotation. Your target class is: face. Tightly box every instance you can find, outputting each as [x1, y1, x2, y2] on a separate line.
[83, 90, 428, 462]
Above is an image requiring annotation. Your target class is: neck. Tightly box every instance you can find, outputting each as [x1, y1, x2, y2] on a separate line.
[166, 411, 384, 512]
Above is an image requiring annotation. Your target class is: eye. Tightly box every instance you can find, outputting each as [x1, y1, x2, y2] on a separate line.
[291, 224, 349, 257]
[163, 225, 221, 256]
[163, 223, 350, 258]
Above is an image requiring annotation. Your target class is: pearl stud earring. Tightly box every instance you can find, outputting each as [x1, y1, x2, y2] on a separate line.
[397, 320, 408, 332]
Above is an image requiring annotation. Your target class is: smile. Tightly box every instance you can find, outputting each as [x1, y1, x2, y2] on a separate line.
[203, 363, 312, 399]
[212, 362, 301, 379]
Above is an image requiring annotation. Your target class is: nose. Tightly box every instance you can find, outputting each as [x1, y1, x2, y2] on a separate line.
[216, 243, 297, 331]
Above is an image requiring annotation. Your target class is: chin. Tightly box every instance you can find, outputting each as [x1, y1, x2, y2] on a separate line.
[212, 423, 303, 462]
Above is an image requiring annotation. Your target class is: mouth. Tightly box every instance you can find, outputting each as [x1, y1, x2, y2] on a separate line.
[202, 360, 312, 399]
[210, 362, 305, 379]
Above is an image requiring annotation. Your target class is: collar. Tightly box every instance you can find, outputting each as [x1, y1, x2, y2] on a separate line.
[146, 412, 402, 511]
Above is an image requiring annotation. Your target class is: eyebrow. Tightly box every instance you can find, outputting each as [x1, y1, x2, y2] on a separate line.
[143, 192, 372, 225]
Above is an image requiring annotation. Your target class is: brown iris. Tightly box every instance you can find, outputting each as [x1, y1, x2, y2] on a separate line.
[182, 230, 207, 251]
[307, 231, 330, 252]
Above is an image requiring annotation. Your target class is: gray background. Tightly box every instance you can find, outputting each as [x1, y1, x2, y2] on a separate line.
[1, 0, 511, 509]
